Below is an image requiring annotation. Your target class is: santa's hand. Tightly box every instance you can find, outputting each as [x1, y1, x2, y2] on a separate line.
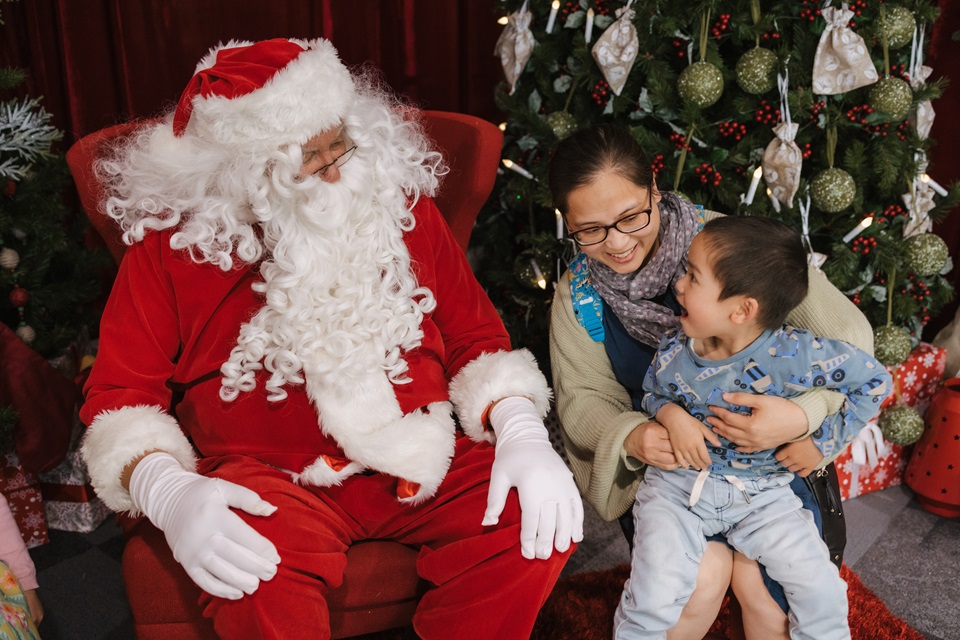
[482, 397, 584, 560]
[130, 452, 281, 600]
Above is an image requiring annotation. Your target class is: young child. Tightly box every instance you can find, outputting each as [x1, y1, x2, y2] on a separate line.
[0, 494, 42, 638]
[613, 216, 891, 640]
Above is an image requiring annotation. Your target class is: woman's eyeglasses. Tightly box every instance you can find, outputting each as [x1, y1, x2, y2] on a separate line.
[568, 190, 654, 246]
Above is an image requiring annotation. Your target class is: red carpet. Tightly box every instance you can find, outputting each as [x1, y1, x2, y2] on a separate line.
[530, 563, 924, 640]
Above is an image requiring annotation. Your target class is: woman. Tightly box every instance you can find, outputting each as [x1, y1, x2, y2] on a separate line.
[548, 125, 868, 639]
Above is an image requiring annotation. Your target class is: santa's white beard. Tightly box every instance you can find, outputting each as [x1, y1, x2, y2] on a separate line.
[219, 161, 434, 403]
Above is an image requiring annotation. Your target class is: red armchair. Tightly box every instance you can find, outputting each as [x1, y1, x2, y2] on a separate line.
[66, 110, 503, 639]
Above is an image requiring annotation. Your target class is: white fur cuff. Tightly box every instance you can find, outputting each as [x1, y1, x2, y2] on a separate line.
[448, 349, 552, 442]
[80, 405, 198, 514]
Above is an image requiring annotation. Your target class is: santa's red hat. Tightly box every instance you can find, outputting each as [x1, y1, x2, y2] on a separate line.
[173, 38, 354, 148]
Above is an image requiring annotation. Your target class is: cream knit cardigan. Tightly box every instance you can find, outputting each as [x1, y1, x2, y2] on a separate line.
[549, 209, 874, 522]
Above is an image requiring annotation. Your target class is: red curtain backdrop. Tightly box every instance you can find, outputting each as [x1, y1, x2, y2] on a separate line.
[2, 0, 960, 334]
[0, 0, 504, 143]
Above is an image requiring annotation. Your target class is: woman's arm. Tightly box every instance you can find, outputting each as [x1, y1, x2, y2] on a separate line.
[550, 273, 653, 521]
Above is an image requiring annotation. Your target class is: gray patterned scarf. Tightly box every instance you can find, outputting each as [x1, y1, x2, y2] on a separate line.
[586, 192, 700, 348]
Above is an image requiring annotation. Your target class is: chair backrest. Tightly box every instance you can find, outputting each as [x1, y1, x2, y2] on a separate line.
[66, 110, 502, 264]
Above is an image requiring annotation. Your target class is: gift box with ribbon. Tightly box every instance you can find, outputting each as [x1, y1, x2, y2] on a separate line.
[835, 342, 946, 501]
[38, 420, 111, 533]
[0, 453, 49, 549]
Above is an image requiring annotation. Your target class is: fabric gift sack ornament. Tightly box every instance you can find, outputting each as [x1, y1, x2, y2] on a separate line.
[812, 5, 879, 95]
[591, 0, 638, 97]
[761, 71, 801, 208]
[494, 0, 535, 96]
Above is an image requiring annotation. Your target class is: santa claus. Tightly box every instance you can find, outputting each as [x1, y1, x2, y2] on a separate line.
[80, 38, 582, 638]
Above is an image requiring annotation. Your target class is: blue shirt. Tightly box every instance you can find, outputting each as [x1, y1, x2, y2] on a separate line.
[641, 326, 892, 477]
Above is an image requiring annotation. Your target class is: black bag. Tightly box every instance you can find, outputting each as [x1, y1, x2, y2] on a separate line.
[804, 461, 846, 568]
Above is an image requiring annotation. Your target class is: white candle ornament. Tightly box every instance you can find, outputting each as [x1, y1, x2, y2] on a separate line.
[585, 8, 595, 44]
[743, 165, 763, 205]
[843, 216, 874, 243]
[497, 15, 509, 25]
[766, 187, 781, 213]
[555, 208, 564, 240]
[921, 173, 948, 197]
[502, 158, 535, 180]
[530, 259, 547, 289]
[546, 0, 560, 33]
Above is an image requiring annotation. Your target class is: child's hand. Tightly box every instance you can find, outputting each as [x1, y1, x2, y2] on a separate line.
[23, 588, 42, 625]
[775, 437, 824, 477]
[657, 403, 721, 470]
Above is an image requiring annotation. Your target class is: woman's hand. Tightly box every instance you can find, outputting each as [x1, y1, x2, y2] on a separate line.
[624, 421, 679, 470]
[23, 588, 43, 625]
[707, 392, 807, 452]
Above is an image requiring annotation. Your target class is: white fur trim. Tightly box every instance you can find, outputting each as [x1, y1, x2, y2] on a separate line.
[448, 349, 552, 443]
[305, 368, 456, 503]
[186, 38, 355, 151]
[80, 405, 198, 514]
[294, 457, 366, 487]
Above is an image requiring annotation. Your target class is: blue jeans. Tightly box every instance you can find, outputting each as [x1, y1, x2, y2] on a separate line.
[614, 467, 849, 640]
[617, 471, 821, 613]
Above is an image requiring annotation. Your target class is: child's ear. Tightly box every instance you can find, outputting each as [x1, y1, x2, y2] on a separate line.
[731, 296, 760, 325]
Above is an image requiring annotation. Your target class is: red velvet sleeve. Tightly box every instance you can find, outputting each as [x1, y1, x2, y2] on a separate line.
[407, 197, 511, 380]
[80, 231, 182, 425]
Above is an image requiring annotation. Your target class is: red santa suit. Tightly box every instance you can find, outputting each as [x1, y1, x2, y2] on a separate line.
[80, 196, 567, 638]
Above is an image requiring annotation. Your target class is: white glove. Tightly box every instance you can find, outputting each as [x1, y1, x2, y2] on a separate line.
[129, 452, 281, 600]
[482, 396, 584, 559]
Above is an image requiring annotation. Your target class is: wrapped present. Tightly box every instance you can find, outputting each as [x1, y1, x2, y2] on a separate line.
[880, 342, 947, 414]
[38, 420, 111, 533]
[836, 342, 947, 501]
[0, 454, 48, 549]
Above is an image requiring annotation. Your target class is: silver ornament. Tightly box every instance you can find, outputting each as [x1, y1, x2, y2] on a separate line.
[16, 324, 36, 344]
[0, 247, 19, 270]
[545, 112, 578, 140]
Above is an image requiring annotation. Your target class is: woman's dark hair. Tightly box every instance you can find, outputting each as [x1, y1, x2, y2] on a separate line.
[548, 124, 654, 214]
[699, 216, 809, 329]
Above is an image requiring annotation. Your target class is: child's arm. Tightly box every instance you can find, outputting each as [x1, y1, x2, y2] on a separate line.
[23, 588, 42, 625]
[0, 495, 39, 594]
[775, 436, 824, 477]
[655, 402, 721, 470]
[795, 332, 893, 460]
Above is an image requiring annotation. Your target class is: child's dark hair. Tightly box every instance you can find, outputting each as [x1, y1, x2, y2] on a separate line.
[699, 216, 808, 329]
[548, 124, 654, 214]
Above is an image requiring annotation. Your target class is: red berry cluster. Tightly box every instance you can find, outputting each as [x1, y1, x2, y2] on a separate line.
[694, 163, 722, 186]
[852, 292, 861, 305]
[760, 31, 781, 43]
[591, 79, 611, 107]
[561, 0, 579, 18]
[799, 1, 821, 22]
[711, 13, 731, 39]
[718, 120, 747, 140]
[896, 120, 912, 141]
[890, 63, 911, 83]
[845, 104, 874, 124]
[734, 164, 747, 177]
[809, 100, 826, 121]
[851, 236, 878, 255]
[672, 38, 687, 59]
[801, 142, 813, 159]
[754, 100, 780, 125]
[650, 154, 665, 175]
[592, 0, 614, 16]
[876, 204, 908, 224]
[907, 274, 932, 324]
[847, 0, 866, 17]
[669, 132, 690, 151]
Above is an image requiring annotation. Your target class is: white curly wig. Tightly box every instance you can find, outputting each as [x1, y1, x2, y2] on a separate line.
[96, 38, 446, 401]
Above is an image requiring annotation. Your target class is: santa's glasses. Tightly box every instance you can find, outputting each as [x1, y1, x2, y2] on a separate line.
[316, 145, 357, 176]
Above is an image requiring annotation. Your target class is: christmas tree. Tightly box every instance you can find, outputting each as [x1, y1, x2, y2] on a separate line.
[477, 0, 957, 379]
[0, 67, 105, 359]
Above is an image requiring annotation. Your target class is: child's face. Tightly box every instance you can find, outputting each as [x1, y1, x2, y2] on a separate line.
[674, 234, 741, 340]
